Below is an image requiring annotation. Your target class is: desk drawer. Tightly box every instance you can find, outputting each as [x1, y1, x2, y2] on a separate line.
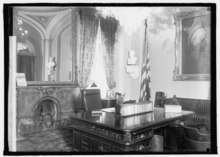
[72, 127, 152, 152]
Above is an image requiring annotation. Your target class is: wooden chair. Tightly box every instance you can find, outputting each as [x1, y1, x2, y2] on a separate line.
[80, 89, 102, 112]
[182, 124, 210, 152]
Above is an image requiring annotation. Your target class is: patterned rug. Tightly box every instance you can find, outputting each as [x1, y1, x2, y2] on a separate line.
[17, 128, 73, 152]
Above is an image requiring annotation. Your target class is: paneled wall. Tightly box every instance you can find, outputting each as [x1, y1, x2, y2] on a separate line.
[165, 97, 210, 127]
[161, 97, 211, 151]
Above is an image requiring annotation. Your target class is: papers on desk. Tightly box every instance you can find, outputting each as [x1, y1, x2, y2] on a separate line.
[92, 110, 102, 116]
[164, 104, 182, 113]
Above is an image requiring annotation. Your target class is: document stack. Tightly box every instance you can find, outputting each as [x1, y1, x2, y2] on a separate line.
[115, 101, 153, 116]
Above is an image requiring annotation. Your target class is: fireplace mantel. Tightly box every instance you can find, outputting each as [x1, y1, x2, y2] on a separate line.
[16, 85, 81, 134]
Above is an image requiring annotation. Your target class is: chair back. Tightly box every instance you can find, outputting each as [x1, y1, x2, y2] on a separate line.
[182, 124, 210, 152]
[81, 89, 102, 112]
[183, 124, 210, 142]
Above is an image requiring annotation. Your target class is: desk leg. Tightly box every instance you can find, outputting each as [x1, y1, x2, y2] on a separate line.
[164, 124, 184, 152]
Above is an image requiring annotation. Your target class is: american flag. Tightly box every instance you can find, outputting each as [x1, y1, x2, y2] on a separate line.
[139, 19, 151, 102]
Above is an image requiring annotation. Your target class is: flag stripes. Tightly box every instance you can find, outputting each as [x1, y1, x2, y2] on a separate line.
[139, 19, 151, 102]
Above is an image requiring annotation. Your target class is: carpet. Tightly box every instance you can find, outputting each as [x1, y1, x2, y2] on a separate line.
[17, 127, 73, 152]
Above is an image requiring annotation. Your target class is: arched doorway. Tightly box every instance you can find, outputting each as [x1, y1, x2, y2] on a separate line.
[17, 41, 36, 81]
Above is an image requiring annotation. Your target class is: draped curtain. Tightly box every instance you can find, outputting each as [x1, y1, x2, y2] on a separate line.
[88, 20, 109, 98]
[100, 17, 119, 90]
[78, 8, 99, 88]
[78, 8, 118, 89]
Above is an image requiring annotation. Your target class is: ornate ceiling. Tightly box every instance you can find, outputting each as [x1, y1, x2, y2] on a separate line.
[16, 7, 72, 38]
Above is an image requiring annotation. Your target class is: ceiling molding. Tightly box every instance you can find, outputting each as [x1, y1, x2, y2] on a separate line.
[16, 7, 74, 39]
[26, 15, 56, 29]
[18, 15, 45, 39]
[16, 7, 71, 13]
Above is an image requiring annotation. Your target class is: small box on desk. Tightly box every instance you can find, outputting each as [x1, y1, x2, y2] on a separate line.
[115, 101, 153, 116]
[164, 104, 182, 113]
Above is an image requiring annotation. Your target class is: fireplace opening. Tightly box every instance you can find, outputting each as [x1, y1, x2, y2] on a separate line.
[34, 98, 60, 130]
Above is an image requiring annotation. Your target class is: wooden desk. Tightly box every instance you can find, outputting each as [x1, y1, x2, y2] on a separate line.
[101, 98, 117, 108]
[70, 107, 194, 152]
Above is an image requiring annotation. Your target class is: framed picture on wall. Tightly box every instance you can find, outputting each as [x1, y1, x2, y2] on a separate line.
[173, 8, 210, 81]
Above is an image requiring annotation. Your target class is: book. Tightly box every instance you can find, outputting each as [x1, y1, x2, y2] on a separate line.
[164, 104, 182, 113]
[115, 101, 153, 116]
[16, 73, 27, 86]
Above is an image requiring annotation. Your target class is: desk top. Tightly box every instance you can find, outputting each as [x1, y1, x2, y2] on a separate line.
[70, 107, 194, 132]
[101, 98, 117, 101]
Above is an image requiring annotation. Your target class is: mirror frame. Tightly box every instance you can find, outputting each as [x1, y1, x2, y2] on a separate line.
[173, 9, 210, 81]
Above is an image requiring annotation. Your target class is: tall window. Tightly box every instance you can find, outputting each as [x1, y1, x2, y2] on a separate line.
[89, 20, 109, 98]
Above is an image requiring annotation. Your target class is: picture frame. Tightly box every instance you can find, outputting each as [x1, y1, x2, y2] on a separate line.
[173, 9, 210, 81]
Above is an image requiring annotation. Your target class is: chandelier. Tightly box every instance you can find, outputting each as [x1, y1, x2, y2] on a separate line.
[14, 16, 29, 52]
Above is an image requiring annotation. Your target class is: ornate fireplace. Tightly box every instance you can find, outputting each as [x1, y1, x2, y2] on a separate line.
[34, 97, 61, 130]
[16, 84, 81, 134]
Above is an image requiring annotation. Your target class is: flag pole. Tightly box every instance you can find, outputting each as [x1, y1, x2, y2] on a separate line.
[139, 19, 150, 102]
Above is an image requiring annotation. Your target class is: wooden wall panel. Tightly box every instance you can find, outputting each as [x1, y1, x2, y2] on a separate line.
[165, 98, 210, 127]
[163, 98, 211, 151]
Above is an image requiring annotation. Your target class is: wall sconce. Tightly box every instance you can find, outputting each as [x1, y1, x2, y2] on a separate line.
[126, 50, 139, 79]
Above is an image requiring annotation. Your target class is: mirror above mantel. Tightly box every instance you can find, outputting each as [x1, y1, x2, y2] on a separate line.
[14, 7, 79, 85]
